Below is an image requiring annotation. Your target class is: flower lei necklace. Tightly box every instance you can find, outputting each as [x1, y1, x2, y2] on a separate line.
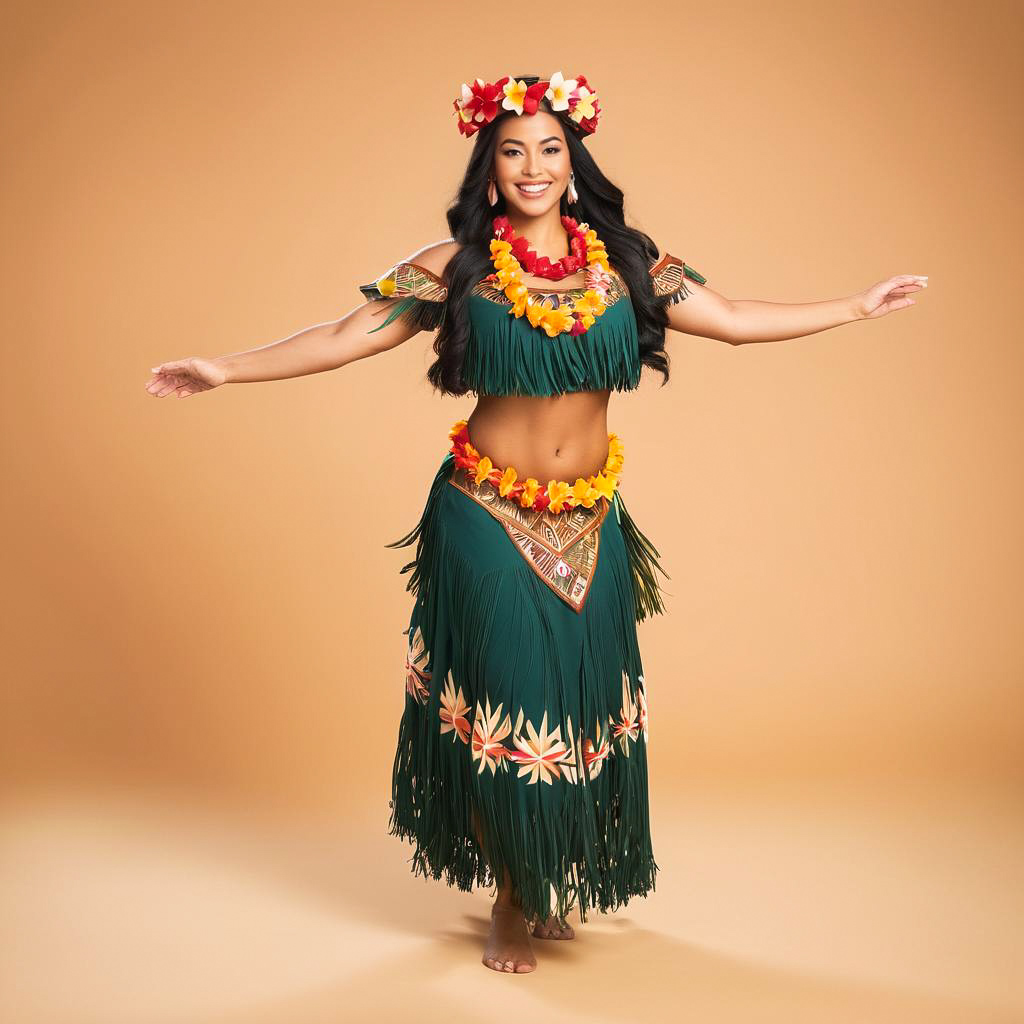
[489, 215, 613, 338]
[493, 213, 587, 280]
[449, 418, 624, 514]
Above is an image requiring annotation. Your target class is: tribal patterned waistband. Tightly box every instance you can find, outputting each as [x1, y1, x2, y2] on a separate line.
[449, 463, 609, 614]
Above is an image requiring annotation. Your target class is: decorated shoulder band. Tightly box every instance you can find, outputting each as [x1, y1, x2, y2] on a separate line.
[449, 418, 622, 514]
[649, 254, 708, 304]
[359, 261, 448, 334]
[357, 253, 708, 334]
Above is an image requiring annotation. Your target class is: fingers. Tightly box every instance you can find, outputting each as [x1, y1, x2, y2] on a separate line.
[152, 359, 190, 374]
[145, 373, 189, 397]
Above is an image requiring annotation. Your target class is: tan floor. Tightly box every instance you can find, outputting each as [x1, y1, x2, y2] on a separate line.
[0, 780, 1020, 1024]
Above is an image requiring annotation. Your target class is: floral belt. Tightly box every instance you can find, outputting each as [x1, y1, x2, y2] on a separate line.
[447, 418, 622, 613]
[448, 418, 623, 512]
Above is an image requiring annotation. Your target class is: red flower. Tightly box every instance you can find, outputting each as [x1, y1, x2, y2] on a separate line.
[455, 77, 511, 138]
[521, 81, 548, 115]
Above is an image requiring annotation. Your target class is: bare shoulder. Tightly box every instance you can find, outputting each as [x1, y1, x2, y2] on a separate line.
[404, 238, 461, 279]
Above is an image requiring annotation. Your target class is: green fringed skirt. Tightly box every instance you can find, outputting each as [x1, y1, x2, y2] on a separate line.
[385, 448, 669, 925]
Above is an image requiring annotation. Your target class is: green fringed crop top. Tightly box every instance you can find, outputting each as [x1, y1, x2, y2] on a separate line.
[358, 252, 706, 397]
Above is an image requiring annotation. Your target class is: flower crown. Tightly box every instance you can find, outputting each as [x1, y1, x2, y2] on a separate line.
[452, 71, 601, 139]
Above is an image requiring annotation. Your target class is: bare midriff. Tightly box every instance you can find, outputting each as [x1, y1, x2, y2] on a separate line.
[466, 390, 613, 485]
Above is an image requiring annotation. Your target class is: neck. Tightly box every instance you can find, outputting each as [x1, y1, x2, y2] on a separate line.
[501, 206, 569, 260]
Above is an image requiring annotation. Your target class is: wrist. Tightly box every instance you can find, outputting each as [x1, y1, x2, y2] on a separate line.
[211, 354, 238, 383]
[845, 293, 866, 322]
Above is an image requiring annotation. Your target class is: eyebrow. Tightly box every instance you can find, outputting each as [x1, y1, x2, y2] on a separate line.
[500, 136, 562, 146]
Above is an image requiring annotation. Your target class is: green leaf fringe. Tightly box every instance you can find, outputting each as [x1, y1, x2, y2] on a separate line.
[462, 295, 642, 397]
[383, 455, 660, 923]
[612, 489, 671, 621]
[367, 295, 446, 334]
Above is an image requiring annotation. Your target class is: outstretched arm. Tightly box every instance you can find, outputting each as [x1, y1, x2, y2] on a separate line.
[659, 266, 929, 347]
[145, 239, 457, 397]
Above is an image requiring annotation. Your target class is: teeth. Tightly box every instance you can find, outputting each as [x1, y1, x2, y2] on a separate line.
[518, 183, 550, 193]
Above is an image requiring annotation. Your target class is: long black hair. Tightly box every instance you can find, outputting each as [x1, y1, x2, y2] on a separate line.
[427, 76, 671, 396]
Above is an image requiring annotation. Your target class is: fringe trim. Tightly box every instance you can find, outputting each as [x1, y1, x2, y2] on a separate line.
[366, 295, 446, 334]
[612, 489, 671, 621]
[662, 263, 708, 305]
[462, 295, 642, 397]
[384, 453, 457, 657]
[386, 457, 659, 923]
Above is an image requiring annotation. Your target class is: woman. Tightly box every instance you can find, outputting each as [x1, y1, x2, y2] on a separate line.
[145, 72, 927, 974]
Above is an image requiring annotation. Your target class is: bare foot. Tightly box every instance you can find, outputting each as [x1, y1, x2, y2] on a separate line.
[531, 914, 576, 940]
[482, 903, 537, 973]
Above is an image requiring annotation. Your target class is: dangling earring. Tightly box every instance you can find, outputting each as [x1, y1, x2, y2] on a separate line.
[567, 170, 578, 205]
[487, 176, 498, 206]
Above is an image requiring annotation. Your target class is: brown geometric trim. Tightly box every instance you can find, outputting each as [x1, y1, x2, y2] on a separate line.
[359, 260, 448, 303]
[472, 266, 629, 309]
[648, 254, 686, 297]
[447, 467, 609, 613]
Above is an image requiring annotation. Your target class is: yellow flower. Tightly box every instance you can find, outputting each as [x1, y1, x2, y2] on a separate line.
[570, 86, 598, 121]
[605, 453, 624, 475]
[519, 478, 541, 508]
[547, 479, 572, 513]
[377, 277, 396, 297]
[502, 78, 528, 114]
[494, 267, 518, 288]
[525, 299, 547, 328]
[592, 472, 617, 501]
[540, 306, 575, 337]
[490, 239, 512, 256]
[572, 290, 606, 318]
[580, 313, 596, 329]
[473, 456, 493, 486]
[584, 228, 598, 246]
[448, 419, 468, 439]
[498, 465, 518, 496]
[505, 280, 528, 302]
[571, 477, 599, 508]
[608, 433, 624, 456]
[464, 441, 479, 458]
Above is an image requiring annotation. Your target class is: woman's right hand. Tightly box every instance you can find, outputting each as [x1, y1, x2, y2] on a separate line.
[145, 357, 227, 398]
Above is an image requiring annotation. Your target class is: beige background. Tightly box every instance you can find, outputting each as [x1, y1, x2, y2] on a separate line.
[1, 1, 1021, 1022]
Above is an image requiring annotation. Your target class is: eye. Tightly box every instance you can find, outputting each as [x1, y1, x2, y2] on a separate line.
[501, 146, 563, 157]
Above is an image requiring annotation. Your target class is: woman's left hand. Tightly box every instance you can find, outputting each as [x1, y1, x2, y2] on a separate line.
[852, 275, 928, 319]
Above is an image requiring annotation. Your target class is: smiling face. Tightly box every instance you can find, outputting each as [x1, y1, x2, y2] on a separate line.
[492, 109, 570, 218]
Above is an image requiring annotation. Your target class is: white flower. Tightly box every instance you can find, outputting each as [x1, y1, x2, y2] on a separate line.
[403, 625, 431, 704]
[545, 71, 578, 112]
[502, 78, 528, 115]
[509, 710, 572, 785]
[611, 671, 639, 756]
[471, 696, 513, 775]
